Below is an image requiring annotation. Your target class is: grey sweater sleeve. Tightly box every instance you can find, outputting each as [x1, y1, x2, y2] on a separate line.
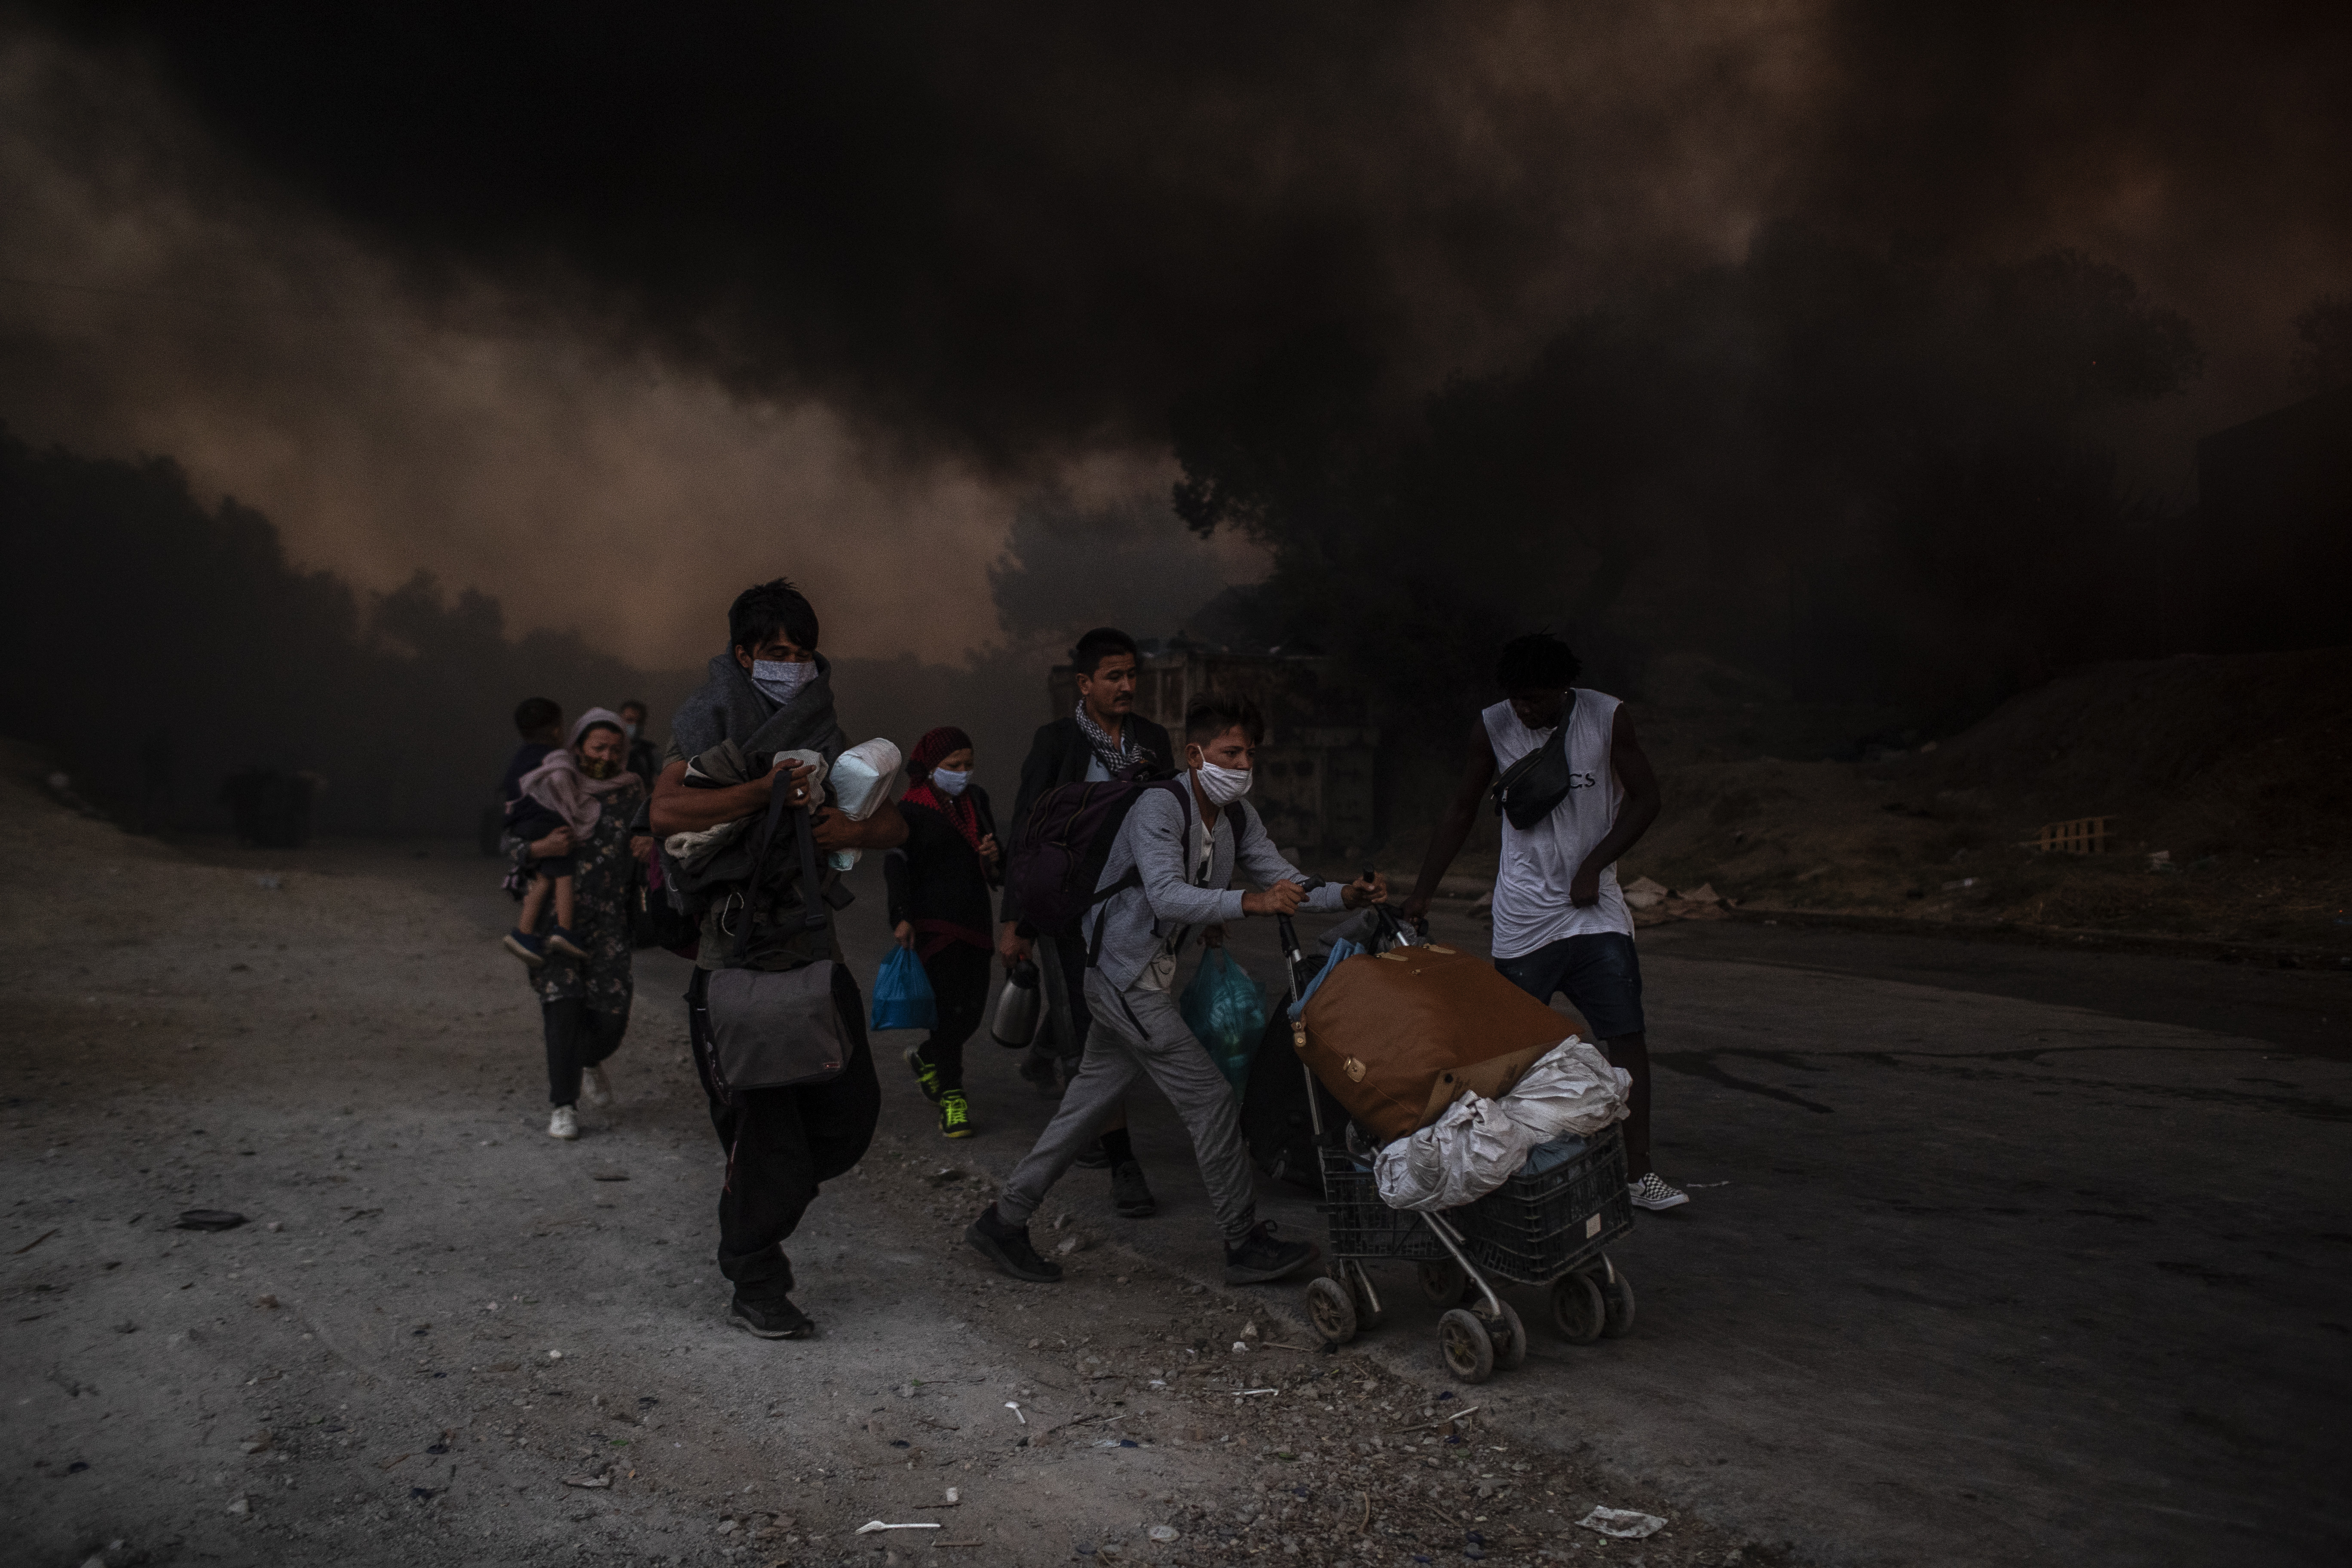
[1232, 802, 1346, 912]
[1130, 791, 1247, 927]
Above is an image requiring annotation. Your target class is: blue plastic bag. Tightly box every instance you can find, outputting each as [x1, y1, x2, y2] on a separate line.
[870, 945, 939, 1032]
[1179, 948, 1267, 1095]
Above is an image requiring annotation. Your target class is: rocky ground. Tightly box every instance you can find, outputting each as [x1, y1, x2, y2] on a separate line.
[3, 766, 1755, 1568]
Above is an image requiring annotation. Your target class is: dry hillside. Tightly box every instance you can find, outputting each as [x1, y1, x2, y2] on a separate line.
[1375, 649, 2352, 952]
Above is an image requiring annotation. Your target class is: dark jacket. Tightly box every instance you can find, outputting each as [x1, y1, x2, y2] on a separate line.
[883, 785, 1000, 956]
[998, 712, 1175, 927]
[625, 736, 662, 791]
[499, 741, 556, 804]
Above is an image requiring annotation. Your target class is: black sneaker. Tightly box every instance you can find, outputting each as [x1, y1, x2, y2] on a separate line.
[964, 1204, 1063, 1283]
[727, 1295, 815, 1339]
[1072, 1143, 1112, 1170]
[1017, 1048, 1064, 1099]
[1224, 1221, 1320, 1285]
[1111, 1160, 1156, 1218]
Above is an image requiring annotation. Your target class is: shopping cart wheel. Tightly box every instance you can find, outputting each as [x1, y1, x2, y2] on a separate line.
[1437, 1308, 1495, 1384]
[1417, 1258, 1467, 1306]
[1549, 1272, 1607, 1344]
[1305, 1276, 1359, 1345]
[1480, 1299, 1528, 1371]
[1598, 1265, 1637, 1339]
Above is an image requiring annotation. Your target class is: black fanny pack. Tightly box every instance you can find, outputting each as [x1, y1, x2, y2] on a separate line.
[1492, 703, 1576, 830]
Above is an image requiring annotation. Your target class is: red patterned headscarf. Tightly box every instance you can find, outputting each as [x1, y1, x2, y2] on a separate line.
[900, 726, 982, 850]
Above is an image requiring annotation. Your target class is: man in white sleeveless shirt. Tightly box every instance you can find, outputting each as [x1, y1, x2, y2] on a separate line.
[1400, 633, 1687, 1210]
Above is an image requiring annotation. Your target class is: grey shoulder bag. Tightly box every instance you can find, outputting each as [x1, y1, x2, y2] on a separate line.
[701, 772, 854, 1094]
[702, 961, 851, 1094]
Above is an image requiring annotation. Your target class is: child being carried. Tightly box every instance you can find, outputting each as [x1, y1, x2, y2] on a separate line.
[502, 709, 641, 968]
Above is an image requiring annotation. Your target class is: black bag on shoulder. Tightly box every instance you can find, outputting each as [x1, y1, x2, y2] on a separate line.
[698, 961, 856, 1094]
[1491, 700, 1576, 830]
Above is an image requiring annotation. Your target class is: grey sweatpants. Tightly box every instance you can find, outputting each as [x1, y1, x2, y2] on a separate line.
[996, 968, 1259, 1245]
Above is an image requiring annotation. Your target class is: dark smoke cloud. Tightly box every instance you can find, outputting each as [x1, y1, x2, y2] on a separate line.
[5, 1, 2349, 839]
[43, 0, 2352, 473]
[40, 2, 1830, 469]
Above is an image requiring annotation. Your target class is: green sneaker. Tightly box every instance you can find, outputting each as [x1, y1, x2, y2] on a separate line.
[938, 1090, 974, 1139]
[904, 1045, 943, 1105]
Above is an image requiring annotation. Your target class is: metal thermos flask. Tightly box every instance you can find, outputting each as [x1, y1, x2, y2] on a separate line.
[990, 959, 1043, 1048]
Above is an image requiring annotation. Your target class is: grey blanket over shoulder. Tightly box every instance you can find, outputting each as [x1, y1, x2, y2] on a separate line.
[660, 653, 848, 901]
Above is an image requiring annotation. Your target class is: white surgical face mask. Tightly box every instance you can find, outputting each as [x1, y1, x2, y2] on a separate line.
[931, 766, 971, 797]
[1194, 759, 1252, 807]
[622, 720, 640, 740]
[750, 658, 815, 705]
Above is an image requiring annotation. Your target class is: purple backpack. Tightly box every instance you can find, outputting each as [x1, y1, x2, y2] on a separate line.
[1007, 768, 1189, 938]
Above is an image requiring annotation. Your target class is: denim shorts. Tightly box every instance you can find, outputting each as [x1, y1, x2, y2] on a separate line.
[1493, 931, 1645, 1040]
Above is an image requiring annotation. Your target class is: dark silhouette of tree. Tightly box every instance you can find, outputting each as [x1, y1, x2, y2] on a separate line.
[1173, 237, 2202, 735]
[2292, 294, 2352, 395]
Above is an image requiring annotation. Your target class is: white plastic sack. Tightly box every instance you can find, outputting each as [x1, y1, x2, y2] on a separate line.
[1373, 1093, 1535, 1213]
[1373, 1038, 1631, 1213]
[823, 738, 901, 871]
[1506, 1038, 1635, 1140]
[830, 738, 903, 821]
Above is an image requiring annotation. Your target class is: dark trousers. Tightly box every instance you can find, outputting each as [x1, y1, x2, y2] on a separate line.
[1494, 932, 1654, 1176]
[912, 943, 993, 1091]
[542, 999, 626, 1107]
[686, 967, 882, 1303]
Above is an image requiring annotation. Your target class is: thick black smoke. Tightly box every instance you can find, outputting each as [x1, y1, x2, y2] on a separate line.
[11, 3, 2352, 844]
[41, 1, 2352, 471]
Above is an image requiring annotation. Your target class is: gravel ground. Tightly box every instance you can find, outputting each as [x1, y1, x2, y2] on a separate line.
[2, 766, 1761, 1568]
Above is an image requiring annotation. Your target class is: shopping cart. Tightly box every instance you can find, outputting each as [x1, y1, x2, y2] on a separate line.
[1275, 905, 1637, 1383]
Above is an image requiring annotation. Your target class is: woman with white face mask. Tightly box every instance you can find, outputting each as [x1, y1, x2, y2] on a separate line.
[883, 726, 1003, 1138]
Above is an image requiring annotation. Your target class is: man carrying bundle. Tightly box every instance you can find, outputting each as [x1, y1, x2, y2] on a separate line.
[649, 576, 910, 1339]
[968, 693, 1388, 1285]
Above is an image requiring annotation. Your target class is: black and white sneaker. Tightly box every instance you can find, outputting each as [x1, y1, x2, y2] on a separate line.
[1628, 1173, 1690, 1211]
[964, 1204, 1063, 1283]
[1223, 1221, 1319, 1285]
[727, 1295, 815, 1339]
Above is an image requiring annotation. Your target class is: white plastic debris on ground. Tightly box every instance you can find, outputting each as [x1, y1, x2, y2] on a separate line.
[1373, 1039, 1631, 1212]
[1620, 876, 1671, 910]
[1576, 1507, 1667, 1538]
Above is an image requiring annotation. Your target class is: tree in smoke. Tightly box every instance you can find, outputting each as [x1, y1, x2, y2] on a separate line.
[0, 427, 683, 833]
[1174, 236, 2203, 738]
[2291, 294, 2352, 395]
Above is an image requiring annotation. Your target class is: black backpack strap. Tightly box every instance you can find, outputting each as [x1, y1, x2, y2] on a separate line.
[730, 770, 832, 962]
[1084, 776, 1197, 970]
[1083, 865, 1144, 968]
[793, 798, 828, 930]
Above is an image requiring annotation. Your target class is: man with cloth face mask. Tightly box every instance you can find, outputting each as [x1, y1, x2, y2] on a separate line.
[967, 694, 1387, 1286]
[652, 577, 908, 1340]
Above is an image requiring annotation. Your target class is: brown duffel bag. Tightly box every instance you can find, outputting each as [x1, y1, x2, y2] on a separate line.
[1298, 942, 1583, 1142]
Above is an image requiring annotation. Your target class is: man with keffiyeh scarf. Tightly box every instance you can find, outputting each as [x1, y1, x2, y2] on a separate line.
[998, 626, 1173, 1218]
[884, 726, 1002, 1138]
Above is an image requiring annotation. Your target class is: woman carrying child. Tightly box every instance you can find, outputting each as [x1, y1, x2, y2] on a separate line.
[883, 726, 1001, 1139]
[506, 708, 655, 1140]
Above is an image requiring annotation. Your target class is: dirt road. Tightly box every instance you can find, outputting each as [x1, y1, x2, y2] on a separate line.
[1, 781, 1740, 1568]
[8, 768, 2349, 1568]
